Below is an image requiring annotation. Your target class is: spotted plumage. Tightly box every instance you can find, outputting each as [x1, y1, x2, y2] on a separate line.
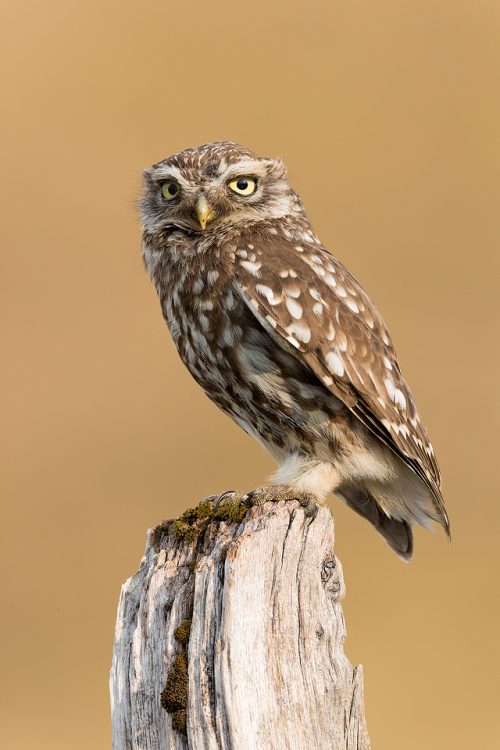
[140, 141, 450, 559]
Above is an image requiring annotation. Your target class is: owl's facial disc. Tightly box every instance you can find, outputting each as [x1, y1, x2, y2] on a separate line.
[141, 143, 296, 235]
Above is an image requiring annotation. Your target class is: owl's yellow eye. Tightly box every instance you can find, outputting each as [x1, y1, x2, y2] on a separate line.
[161, 181, 179, 201]
[228, 177, 257, 196]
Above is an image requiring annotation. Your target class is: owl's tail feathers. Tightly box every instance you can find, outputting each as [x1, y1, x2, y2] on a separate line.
[336, 484, 413, 561]
[431, 490, 451, 541]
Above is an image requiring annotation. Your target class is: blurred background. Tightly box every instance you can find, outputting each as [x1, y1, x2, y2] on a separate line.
[1, 1, 499, 748]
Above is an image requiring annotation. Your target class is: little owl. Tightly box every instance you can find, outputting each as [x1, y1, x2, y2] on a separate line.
[140, 141, 449, 559]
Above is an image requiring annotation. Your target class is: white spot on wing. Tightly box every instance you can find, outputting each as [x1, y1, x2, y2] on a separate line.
[241, 260, 262, 276]
[324, 273, 336, 287]
[393, 389, 407, 409]
[292, 321, 311, 343]
[336, 330, 348, 352]
[384, 377, 396, 400]
[256, 284, 275, 303]
[384, 377, 407, 409]
[326, 351, 345, 377]
[286, 298, 303, 319]
[313, 302, 323, 316]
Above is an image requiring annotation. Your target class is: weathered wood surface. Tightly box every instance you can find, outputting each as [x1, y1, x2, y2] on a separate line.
[110, 500, 370, 750]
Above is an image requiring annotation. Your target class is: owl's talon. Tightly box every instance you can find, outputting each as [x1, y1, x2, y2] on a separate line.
[300, 499, 320, 519]
[211, 491, 250, 524]
[212, 490, 239, 509]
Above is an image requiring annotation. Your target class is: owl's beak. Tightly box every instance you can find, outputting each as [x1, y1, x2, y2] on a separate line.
[195, 194, 216, 230]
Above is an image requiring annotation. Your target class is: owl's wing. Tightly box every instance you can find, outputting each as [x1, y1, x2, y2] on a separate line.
[233, 235, 448, 531]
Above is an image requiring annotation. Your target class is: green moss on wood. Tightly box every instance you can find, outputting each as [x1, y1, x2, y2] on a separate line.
[171, 709, 187, 735]
[174, 619, 192, 645]
[172, 519, 198, 542]
[180, 499, 213, 524]
[157, 495, 251, 551]
[212, 499, 251, 524]
[161, 652, 188, 713]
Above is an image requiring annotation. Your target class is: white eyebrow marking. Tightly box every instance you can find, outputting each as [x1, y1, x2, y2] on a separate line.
[222, 159, 268, 177]
[148, 164, 191, 188]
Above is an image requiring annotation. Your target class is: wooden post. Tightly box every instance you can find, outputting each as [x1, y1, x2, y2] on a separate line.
[110, 499, 371, 750]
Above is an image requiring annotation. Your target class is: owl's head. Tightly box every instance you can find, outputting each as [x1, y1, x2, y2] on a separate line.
[140, 141, 301, 236]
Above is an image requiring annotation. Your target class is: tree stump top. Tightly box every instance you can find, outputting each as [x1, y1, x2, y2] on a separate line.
[110, 500, 370, 750]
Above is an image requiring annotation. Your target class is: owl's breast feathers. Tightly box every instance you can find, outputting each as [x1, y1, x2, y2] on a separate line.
[145, 218, 448, 537]
[228, 221, 449, 534]
[144, 227, 343, 453]
[140, 141, 450, 557]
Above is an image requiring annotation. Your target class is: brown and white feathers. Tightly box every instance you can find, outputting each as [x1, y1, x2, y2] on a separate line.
[140, 141, 450, 559]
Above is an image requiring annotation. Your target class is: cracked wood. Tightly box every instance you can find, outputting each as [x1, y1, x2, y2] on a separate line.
[110, 501, 371, 750]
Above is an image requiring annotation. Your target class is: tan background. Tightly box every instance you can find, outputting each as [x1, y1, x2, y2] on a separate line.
[1, 1, 499, 747]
